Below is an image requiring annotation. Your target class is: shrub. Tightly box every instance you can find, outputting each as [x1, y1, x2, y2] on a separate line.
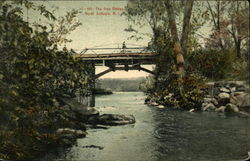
[187, 49, 236, 80]
[161, 71, 207, 110]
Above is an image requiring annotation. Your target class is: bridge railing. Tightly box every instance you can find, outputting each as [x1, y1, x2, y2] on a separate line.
[79, 47, 156, 55]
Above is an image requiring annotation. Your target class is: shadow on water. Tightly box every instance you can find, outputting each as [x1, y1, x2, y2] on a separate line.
[39, 92, 250, 161]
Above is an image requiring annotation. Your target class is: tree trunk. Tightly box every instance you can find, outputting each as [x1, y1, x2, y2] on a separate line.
[164, 0, 185, 77]
[236, 39, 242, 58]
[206, 0, 224, 49]
[180, 0, 194, 56]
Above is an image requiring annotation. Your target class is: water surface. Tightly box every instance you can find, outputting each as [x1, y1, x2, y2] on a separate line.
[53, 92, 250, 160]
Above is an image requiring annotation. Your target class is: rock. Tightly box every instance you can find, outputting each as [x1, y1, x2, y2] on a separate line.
[82, 145, 104, 150]
[157, 105, 165, 108]
[150, 102, 159, 106]
[59, 97, 99, 118]
[164, 93, 174, 99]
[230, 87, 236, 93]
[215, 106, 226, 112]
[214, 81, 224, 87]
[236, 85, 246, 92]
[211, 98, 219, 106]
[229, 82, 237, 87]
[218, 92, 230, 105]
[60, 138, 74, 147]
[231, 92, 250, 107]
[225, 103, 239, 113]
[70, 122, 87, 131]
[202, 103, 216, 111]
[189, 109, 195, 112]
[205, 95, 213, 98]
[144, 97, 150, 104]
[219, 87, 230, 93]
[218, 92, 230, 99]
[201, 102, 208, 107]
[56, 128, 87, 138]
[88, 114, 136, 126]
[203, 98, 212, 103]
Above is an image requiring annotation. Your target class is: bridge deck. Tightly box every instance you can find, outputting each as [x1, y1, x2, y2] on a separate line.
[75, 52, 157, 59]
[74, 52, 158, 65]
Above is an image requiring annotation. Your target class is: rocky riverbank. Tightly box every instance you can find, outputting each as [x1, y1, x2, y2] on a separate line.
[146, 81, 250, 116]
[199, 81, 250, 115]
[51, 95, 136, 149]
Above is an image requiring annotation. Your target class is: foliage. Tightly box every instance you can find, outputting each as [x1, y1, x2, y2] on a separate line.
[0, 1, 89, 160]
[145, 70, 207, 110]
[187, 49, 237, 80]
[97, 78, 146, 92]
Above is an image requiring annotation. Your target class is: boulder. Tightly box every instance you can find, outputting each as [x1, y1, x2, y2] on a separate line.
[60, 138, 74, 147]
[236, 85, 246, 92]
[201, 102, 208, 108]
[202, 103, 216, 111]
[203, 98, 212, 103]
[219, 87, 230, 93]
[211, 98, 219, 106]
[214, 81, 224, 87]
[218, 92, 230, 105]
[56, 128, 87, 138]
[149, 102, 159, 106]
[189, 109, 195, 112]
[88, 114, 136, 126]
[215, 106, 226, 112]
[229, 82, 237, 87]
[230, 87, 236, 93]
[225, 103, 239, 113]
[59, 97, 99, 118]
[157, 105, 165, 108]
[230, 92, 250, 108]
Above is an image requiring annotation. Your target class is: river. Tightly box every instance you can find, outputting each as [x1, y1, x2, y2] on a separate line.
[46, 92, 250, 160]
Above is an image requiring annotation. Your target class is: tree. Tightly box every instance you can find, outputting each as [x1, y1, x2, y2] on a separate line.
[180, 0, 195, 56]
[164, 0, 185, 76]
[205, 0, 248, 58]
[0, 1, 90, 160]
[227, 0, 248, 58]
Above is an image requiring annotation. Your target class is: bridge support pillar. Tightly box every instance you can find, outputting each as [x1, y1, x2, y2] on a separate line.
[88, 63, 95, 107]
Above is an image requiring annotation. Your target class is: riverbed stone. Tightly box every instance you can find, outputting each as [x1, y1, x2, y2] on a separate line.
[189, 108, 195, 112]
[203, 98, 212, 103]
[236, 85, 246, 92]
[219, 87, 230, 93]
[225, 103, 239, 113]
[88, 114, 136, 126]
[231, 92, 250, 107]
[215, 106, 226, 112]
[56, 128, 87, 138]
[201, 102, 208, 107]
[157, 105, 165, 108]
[218, 92, 230, 105]
[60, 138, 74, 147]
[211, 98, 218, 106]
[230, 87, 236, 93]
[202, 103, 216, 111]
[59, 97, 99, 119]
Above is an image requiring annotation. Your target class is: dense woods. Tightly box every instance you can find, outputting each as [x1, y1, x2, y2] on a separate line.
[0, 0, 90, 160]
[123, 0, 249, 109]
[96, 78, 146, 92]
